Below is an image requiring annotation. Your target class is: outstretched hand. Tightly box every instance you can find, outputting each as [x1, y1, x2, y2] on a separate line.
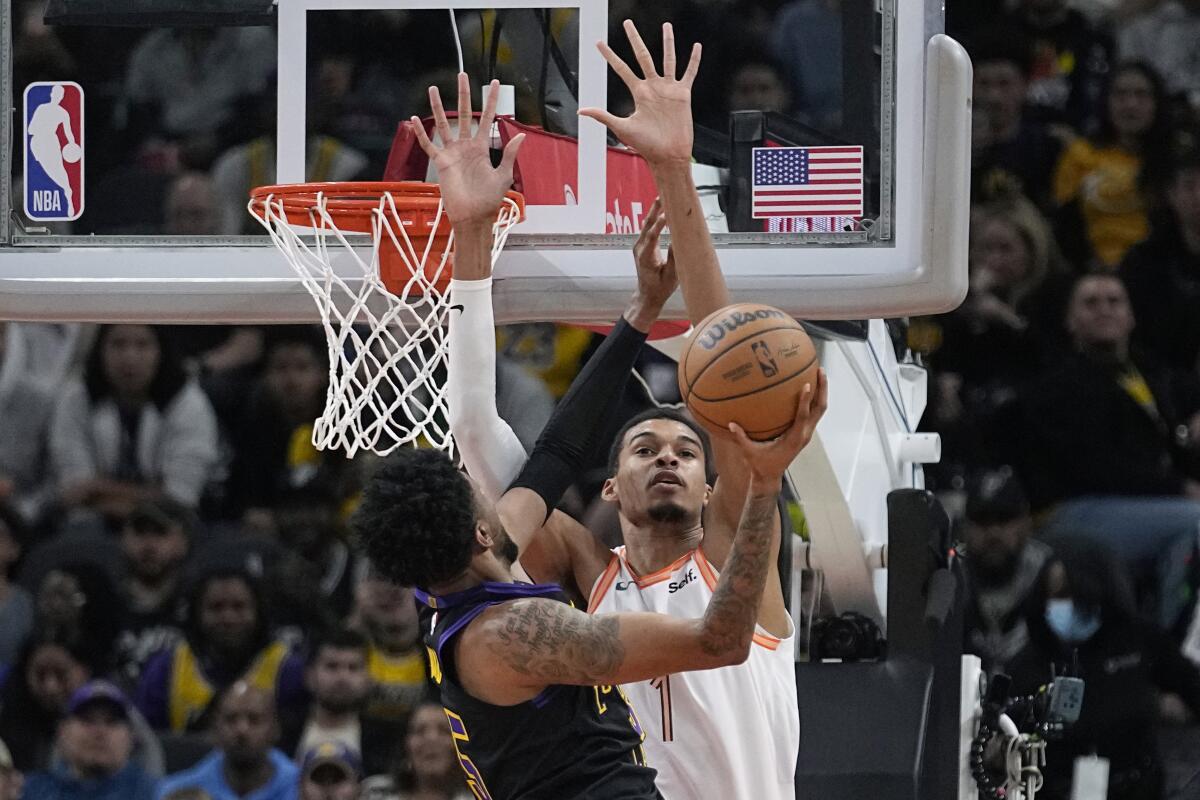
[728, 369, 829, 484]
[411, 72, 525, 226]
[624, 197, 678, 331]
[579, 20, 701, 166]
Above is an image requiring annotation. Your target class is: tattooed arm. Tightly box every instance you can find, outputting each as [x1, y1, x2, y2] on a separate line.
[454, 384, 824, 706]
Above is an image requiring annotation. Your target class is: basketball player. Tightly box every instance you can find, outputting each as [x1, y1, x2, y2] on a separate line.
[446, 22, 825, 799]
[352, 72, 824, 800]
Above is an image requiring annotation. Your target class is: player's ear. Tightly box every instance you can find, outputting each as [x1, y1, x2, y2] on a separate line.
[600, 477, 620, 504]
[474, 522, 495, 550]
[702, 483, 712, 506]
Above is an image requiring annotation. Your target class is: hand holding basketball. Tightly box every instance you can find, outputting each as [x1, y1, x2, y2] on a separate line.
[61, 142, 82, 163]
[411, 72, 525, 226]
[727, 369, 828, 482]
[580, 20, 701, 166]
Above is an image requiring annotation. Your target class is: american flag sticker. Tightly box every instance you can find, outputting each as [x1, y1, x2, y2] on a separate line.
[751, 146, 864, 219]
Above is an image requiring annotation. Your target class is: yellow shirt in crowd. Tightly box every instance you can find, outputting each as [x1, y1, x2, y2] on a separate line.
[1053, 139, 1148, 268]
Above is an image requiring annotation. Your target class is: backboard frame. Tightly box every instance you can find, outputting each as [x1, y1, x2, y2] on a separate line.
[0, 0, 971, 323]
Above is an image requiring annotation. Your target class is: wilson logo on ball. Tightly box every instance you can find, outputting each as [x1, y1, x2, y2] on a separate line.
[697, 308, 790, 350]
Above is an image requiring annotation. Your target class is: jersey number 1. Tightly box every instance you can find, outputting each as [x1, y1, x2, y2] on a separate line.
[651, 675, 674, 742]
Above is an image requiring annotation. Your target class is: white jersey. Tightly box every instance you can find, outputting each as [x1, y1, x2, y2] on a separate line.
[589, 546, 798, 800]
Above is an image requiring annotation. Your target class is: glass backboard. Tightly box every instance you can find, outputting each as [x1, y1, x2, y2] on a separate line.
[0, 0, 970, 323]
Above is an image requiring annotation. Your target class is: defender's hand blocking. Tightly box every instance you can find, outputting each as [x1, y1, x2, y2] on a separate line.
[411, 73, 526, 226]
[580, 20, 701, 165]
[728, 369, 829, 483]
[624, 198, 677, 331]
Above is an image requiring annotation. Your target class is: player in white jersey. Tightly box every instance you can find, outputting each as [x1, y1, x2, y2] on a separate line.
[446, 20, 827, 800]
[589, 539, 802, 798]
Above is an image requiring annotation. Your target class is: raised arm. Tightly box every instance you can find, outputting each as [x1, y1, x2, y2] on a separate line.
[410, 74, 529, 500]
[494, 201, 677, 591]
[457, 391, 823, 705]
[581, 22, 812, 593]
[580, 20, 728, 323]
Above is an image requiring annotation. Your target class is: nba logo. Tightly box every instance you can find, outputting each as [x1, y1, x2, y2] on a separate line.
[24, 81, 84, 222]
[751, 341, 779, 378]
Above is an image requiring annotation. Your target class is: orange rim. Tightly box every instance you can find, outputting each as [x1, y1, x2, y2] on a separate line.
[249, 181, 525, 223]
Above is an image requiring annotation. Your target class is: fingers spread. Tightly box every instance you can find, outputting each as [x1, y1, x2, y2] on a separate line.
[662, 22, 677, 79]
[623, 19, 659, 79]
[411, 117, 436, 157]
[479, 78, 501, 133]
[681, 42, 703, 88]
[579, 106, 624, 133]
[429, 85, 453, 143]
[499, 132, 526, 176]
[457, 71, 473, 139]
[596, 39, 640, 91]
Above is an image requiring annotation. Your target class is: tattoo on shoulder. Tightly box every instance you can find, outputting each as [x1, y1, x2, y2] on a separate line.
[488, 599, 625, 685]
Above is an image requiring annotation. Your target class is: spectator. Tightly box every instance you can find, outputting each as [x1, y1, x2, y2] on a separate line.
[917, 196, 1066, 477]
[725, 56, 794, 117]
[49, 325, 220, 526]
[1053, 62, 1173, 268]
[962, 468, 1056, 674]
[768, 0, 844, 129]
[164, 173, 220, 237]
[1121, 146, 1200, 372]
[137, 568, 305, 734]
[267, 494, 357, 639]
[0, 322, 55, 529]
[34, 563, 122, 675]
[22, 681, 158, 800]
[969, 32, 1066, 210]
[1020, 273, 1200, 632]
[211, 133, 367, 236]
[225, 327, 346, 519]
[1118, 0, 1200, 103]
[370, 701, 470, 800]
[349, 570, 428, 726]
[0, 635, 94, 771]
[297, 743, 361, 800]
[1004, 539, 1200, 800]
[113, 499, 191, 689]
[122, 27, 276, 164]
[1003, 0, 1114, 129]
[280, 629, 400, 777]
[0, 739, 20, 800]
[156, 682, 298, 800]
[0, 505, 33, 668]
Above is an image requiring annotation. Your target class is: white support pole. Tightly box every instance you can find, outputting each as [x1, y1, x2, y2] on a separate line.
[277, 0, 308, 183]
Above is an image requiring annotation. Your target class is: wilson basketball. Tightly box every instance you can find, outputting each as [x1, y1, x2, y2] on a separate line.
[678, 303, 818, 441]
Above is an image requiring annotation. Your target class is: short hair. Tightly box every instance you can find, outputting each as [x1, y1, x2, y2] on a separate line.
[351, 448, 478, 589]
[306, 627, 369, 667]
[607, 407, 716, 484]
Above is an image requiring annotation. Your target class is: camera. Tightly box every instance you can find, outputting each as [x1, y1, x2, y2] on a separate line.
[810, 612, 885, 661]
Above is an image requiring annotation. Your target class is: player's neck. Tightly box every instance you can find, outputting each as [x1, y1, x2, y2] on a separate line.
[430, 559, 514, 596]
[622, 523, 704, 575]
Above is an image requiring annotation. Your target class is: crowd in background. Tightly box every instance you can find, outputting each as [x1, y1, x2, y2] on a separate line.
[3, 0, 1200, 799]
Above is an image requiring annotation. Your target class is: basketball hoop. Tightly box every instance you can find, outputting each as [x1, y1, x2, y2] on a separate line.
[249, 181, 524, 458]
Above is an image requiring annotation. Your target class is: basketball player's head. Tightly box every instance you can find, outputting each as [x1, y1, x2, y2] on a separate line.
[353, 448, 518, 591]
[603, 408, 714, 530]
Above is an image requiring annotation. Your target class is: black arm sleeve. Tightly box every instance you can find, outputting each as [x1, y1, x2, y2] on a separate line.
[509, 317, 648, 516]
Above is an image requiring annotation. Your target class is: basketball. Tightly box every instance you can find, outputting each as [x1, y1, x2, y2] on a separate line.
[678, 303, 818, 441]
[61, 143, 81, 164]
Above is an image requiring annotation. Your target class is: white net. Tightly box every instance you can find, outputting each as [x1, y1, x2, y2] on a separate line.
[251, 188, 522, 458]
